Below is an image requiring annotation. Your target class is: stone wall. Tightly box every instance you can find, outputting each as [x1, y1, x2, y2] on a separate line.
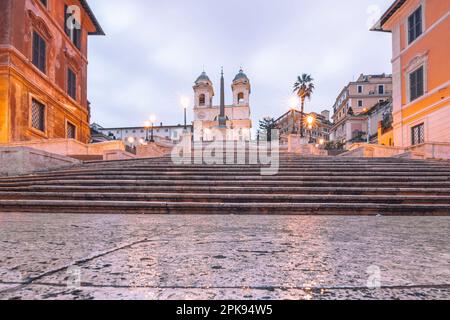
[0, 146, 79, 176]
[136, 141, 174, 158]
[0, 138, 126, 158]
[340, 143, 405, 158]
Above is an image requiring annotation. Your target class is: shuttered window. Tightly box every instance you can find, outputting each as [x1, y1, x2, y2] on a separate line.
[67, 68, 77, 100]
[409, 66, 424, 102]
[32, 32, 46, 74]
[408, 6, 423, 44]
[64, 4, 82, 49]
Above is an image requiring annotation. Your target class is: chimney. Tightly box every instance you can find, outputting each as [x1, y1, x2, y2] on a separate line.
[321, 110, 330, 121]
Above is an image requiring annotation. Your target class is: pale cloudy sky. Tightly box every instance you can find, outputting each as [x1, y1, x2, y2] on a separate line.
[87, 0, 394, 129]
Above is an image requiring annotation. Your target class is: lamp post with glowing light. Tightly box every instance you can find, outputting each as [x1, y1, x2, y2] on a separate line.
[144, 120, 151, 142]
[306, 114, 316, 144]
[181, 97, 190, 131]
[289, 97, 298, 134]
[149, 115, 156, 143]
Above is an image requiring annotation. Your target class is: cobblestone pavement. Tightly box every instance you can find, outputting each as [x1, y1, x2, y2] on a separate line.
[0, 214, 449, 300]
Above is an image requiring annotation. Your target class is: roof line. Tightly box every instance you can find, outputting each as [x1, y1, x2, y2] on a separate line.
[98, 125, 193, 130]
[80, 0, 105, 36]
[372, 0, 407, 32]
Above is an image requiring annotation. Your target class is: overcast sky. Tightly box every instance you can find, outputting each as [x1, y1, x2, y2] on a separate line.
[87, 0, 393, 129]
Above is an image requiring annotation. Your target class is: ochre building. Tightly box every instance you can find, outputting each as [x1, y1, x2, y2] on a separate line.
[0, 0, 104, 144]
[373, 0, 450, 148]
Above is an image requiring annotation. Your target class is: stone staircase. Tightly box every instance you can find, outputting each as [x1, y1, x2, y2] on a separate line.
[0, 153, 449, 215]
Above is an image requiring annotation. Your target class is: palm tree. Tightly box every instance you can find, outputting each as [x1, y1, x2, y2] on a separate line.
[259, 117, 278, 142]
[293, 74, 315, 138]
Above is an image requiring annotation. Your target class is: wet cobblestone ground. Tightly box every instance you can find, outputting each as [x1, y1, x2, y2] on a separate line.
[0, 213, 449, 300]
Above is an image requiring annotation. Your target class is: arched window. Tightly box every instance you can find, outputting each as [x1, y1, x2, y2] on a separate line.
[199, 94, 206, 106]
[237, 92, 244, 104]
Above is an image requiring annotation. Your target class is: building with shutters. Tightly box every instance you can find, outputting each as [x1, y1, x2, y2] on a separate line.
[372, 0, 450, 148]
[0, 0, 104, 144]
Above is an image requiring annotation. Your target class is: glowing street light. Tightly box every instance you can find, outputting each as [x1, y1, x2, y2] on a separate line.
[306, 114, 316, 144]
[149, 114, 156, 143]
[289, 96, 298, 110]
[127, 136, 135, 146]
[289, 96, 299, 134]
[144, 120, 151, 142]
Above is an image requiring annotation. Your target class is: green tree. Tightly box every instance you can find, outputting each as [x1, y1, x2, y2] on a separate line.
[259, 117, 278, 141]
[293, 74, 315, 137]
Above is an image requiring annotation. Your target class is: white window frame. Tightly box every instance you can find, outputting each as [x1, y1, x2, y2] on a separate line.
[405, 52, 428, 103]
[357, 85, 364, 94]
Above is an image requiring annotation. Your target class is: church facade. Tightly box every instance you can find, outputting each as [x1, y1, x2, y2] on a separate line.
[192, 69, 252, 142]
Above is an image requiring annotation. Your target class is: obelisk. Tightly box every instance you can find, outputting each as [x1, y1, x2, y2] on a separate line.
[218, 67, 227, 128]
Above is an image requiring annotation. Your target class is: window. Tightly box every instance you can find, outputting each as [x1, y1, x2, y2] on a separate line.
[357, 85, 363, 94]
[199, 94, 206, 106]
[32, 32, 46, 74]
[408, 6, 423, 44]
[67, 68, 77, 100]
[31, 99, 46, 132]
[378, 85, 384, 94]
[358, 100, 363, 108]
[66, 122, 76, 139]
[411, 123, 424, 145]
[409, 66, 424, 101]
[64, 5, 82, 49]
[237, 92, 244, 104]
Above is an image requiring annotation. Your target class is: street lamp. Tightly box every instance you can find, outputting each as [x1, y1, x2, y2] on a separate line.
[149, 114, 156, 143]
[306, 114, 316, 144]
[181, 97, 190, 131]
[289, 96, 298, 134]
[144, 120, 151, 142]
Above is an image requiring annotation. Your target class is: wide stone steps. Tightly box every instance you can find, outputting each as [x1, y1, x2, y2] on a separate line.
[1, 169, 449, 180]
[1, 180, 450, 189]
[1, 185, 450, 196]
[0, 174, 448, 184]
[0, 199, 448, 215]
[0, 192, 448, 205]
[1, 155, 449, 215]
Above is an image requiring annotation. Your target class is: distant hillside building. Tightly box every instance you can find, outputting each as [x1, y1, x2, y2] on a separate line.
[0, 0, 104, 144]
